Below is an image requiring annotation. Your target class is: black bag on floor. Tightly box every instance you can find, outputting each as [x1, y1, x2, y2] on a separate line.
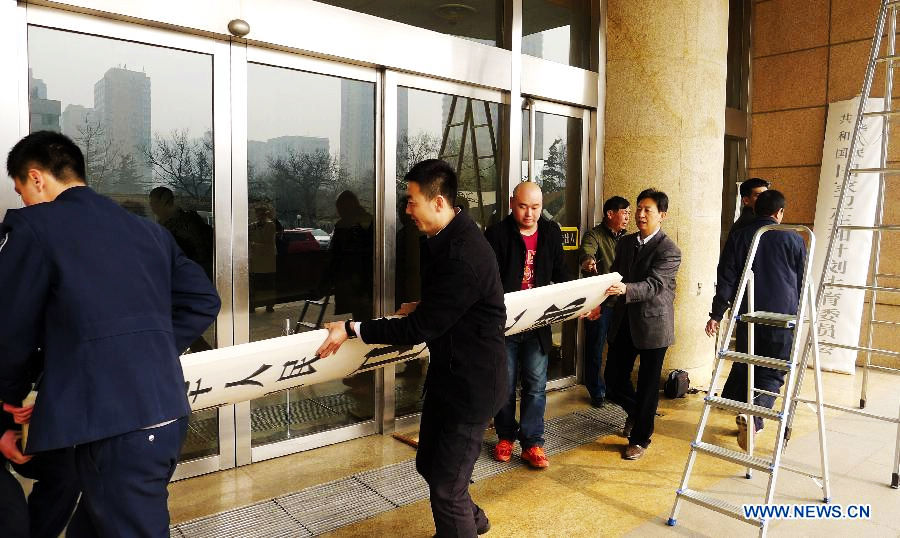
[664, 369, 690, 398]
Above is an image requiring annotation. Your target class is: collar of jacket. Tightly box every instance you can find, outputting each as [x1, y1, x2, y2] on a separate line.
[601, 223, 625, 240]
[502, 213, 553, 239]
[54, 184, 91, 201]
[750, 215, 778, 225]
[423, 209, 471, 255]
[629, 227, 667, 252]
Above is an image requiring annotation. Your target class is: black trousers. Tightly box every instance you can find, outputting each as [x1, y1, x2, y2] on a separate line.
[67, 417, 188, 538]
[721, 324, 787, 431]
[605, 321, 668, 448]
[416, 395, 489, 538]
[10, 447, 80, 538]
[0, 464, 28, 538]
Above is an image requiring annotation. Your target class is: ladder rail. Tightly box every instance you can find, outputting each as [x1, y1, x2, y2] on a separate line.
[862, 3, 895, 409]
[787, 0, 900, 490]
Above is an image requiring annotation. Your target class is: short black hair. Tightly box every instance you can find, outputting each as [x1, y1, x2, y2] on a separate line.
[739, 177, 771, 198]
[754, 189, 785, 217]
[602, 195, 630, 215]
[405, 159, 457, 207]
[636, 188, 669, 213]
[6, 130, 86, 183]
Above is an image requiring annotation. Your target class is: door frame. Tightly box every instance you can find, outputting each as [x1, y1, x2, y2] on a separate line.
[236, 44, 382, 465]
[22, 5, 236, 480]
[523, 98, 591, 391]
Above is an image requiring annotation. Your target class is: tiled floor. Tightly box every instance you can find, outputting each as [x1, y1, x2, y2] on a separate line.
[168, 367, 900, 537]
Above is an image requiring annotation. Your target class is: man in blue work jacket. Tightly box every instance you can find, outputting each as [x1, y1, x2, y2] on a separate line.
[0, 131, 220, 537]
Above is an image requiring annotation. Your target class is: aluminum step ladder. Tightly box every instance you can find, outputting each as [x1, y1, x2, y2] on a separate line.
[668, 224, 830, 537]
[784, 0, 900, 490]
[438, 95, 498, 227]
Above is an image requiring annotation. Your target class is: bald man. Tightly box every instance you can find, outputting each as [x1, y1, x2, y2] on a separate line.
[484, 181, 572, 469]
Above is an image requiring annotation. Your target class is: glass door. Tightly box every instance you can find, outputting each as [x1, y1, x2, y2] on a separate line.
[23, 6, 235, 479]
[383, 73, 508, 425]
[236, 46, 379, 463]
[522, 99, 590, 388]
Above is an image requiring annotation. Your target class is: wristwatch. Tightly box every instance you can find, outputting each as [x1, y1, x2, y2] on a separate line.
[344, 319, 357, 339]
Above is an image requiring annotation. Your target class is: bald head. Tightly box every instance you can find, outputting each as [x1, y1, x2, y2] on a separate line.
[510, 181, 543, 233]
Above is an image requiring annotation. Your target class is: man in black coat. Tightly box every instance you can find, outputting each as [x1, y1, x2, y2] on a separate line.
[706, 189, 806, 451]
[318, 159, 506, 537]
[484, 181, 570, 469]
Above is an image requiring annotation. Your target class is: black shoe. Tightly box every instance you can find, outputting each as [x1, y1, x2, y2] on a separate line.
[590, 396, 605, 408]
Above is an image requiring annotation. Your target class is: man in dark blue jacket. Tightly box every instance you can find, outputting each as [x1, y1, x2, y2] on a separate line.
[318, 160, 506, 537]
[0, 131, 221, 537]
[706, 189, 806, 451]
[484, 181, 571, 469]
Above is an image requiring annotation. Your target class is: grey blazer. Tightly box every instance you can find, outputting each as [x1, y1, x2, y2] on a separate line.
[607, 229, 682, 350]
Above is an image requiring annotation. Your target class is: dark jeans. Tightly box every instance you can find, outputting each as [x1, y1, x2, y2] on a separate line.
[494, 331, 548, 448]
[605, 321, 667, 448]
[417, 396, 489, 538]
[584, 306, 614, 401]
[11, 447, 80, 538]
[722, 325, 787, 432]
[67, 417, 188, 538]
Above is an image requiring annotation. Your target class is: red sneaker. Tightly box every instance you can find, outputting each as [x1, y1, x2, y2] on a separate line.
[494, 439, 514, 462]
[522, 446, 549, 469]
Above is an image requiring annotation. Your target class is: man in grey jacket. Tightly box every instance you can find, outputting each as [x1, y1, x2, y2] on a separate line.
[602, 188, 681, 460]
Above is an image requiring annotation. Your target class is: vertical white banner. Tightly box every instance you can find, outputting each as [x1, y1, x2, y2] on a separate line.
[812, 97, 882, 374]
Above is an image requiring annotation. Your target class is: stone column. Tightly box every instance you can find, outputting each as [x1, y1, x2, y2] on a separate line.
[604, 0, 729, 386]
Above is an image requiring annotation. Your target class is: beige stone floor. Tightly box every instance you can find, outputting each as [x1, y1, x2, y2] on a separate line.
[168, 367, 900, 537]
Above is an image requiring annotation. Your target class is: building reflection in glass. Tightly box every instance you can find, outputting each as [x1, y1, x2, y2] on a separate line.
[247, 63, 376, 445]
[27, 26, 220, 462]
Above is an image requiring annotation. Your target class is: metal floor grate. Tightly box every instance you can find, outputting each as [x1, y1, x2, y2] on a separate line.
[173, 404, 628, 537]
[178, 498, 310, 538]
[355, 459, 430, 507]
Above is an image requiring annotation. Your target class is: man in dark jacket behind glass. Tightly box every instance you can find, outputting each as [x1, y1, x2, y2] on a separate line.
[318, 159, 507, 537]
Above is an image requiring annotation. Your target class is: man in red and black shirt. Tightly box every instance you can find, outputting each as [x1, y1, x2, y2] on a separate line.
[484, 181, 571, 469]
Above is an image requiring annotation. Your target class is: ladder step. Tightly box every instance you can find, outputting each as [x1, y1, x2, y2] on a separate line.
[823, 282, 900, 293]
[862, 110, 900, 117]
[739, 311, 797, 328]
[837, 224, 900, 231]
[720, 351, 791, 372]
[705, 396, 783, 421]
[875, 54, 900, 62]
[675, 489, 763, 526]
[692, 441, 773, 472]
[849, 167, 900, 175]
[819, 341, 900, 358]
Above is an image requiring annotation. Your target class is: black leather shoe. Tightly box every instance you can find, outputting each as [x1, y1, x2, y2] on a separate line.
[590, 396, 605, 408]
